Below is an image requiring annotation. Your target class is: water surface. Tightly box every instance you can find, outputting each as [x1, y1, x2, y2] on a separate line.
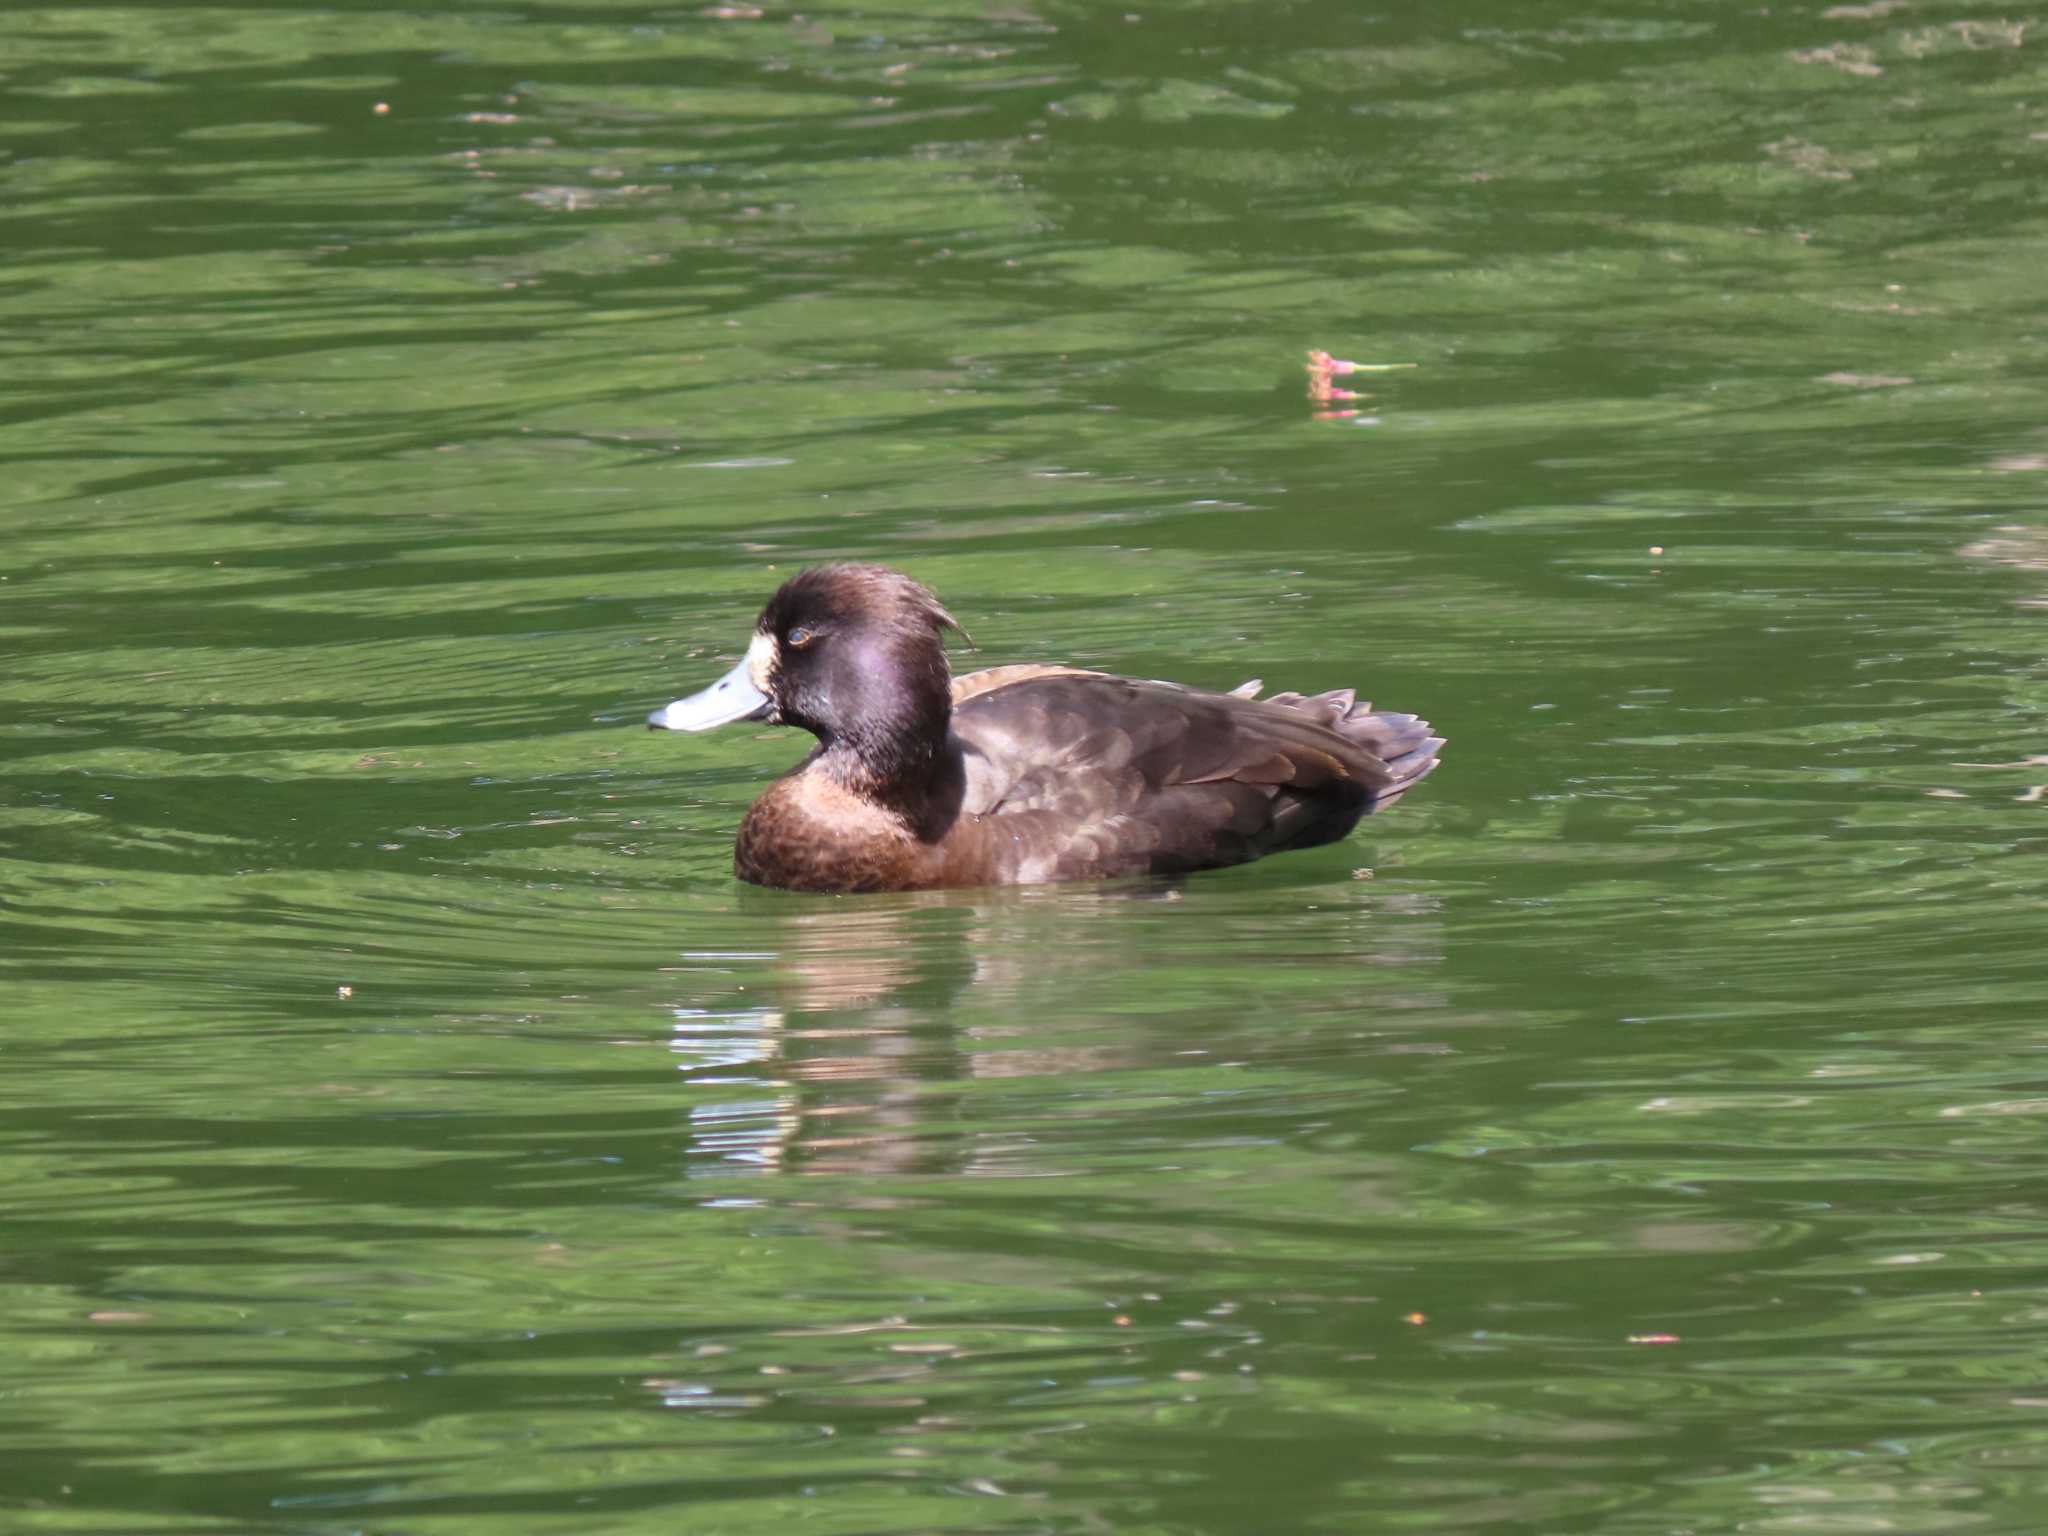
[5, 2, 2048, 1531]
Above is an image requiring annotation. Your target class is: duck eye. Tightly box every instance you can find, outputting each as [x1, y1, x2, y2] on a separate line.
[786, 625, 817, 649]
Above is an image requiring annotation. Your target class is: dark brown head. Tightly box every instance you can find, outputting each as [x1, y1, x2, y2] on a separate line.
[649, 563, 968, 786]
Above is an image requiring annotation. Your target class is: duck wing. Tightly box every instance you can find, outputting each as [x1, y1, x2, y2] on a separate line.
[951, 664, 1093, 706]
[946, 672, 1441, 882]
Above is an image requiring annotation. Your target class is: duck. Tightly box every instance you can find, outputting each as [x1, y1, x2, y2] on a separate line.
[647, 563, 1443, 892]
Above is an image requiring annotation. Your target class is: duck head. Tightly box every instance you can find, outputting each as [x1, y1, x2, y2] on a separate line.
[649, 564, 968, 779]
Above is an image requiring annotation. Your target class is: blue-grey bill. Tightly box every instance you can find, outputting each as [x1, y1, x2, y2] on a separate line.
[647, 654, 772, 731]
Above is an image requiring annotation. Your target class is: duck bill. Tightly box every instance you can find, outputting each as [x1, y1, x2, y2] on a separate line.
[648, 646, 773, 732]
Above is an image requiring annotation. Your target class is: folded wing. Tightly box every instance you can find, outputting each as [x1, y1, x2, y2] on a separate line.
[946, 672, 1442, 881]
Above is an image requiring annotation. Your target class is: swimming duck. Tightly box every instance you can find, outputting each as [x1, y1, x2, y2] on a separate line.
[648, 564, 1443, 892]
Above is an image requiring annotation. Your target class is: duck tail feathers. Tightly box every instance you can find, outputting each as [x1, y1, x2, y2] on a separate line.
[1265, 687, 1444, 810]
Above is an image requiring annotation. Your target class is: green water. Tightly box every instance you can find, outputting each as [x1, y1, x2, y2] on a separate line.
[5, 1, 2048, 1531]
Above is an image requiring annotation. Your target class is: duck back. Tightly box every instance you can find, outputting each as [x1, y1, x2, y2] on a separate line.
[943, 671, 1441, 885]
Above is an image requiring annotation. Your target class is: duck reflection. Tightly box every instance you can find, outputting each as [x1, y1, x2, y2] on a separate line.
[657, 877, 1445, 1178]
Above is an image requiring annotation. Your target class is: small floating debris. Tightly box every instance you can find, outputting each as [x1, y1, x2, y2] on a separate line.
[1306, 348, 1415, 419]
